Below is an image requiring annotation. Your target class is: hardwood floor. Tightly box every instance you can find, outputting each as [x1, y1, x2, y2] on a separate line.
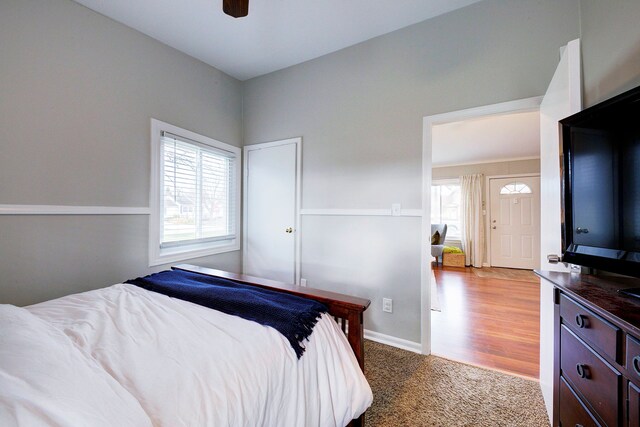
[431, 265, 541, 379]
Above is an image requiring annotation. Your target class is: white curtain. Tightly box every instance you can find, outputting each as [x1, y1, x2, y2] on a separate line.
[460, 174, 484, 267]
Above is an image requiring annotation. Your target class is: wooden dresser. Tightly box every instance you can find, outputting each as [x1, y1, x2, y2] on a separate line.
[536, 271, 640, 427]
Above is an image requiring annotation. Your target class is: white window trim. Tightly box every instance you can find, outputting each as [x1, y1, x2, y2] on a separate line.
[431, 178, 462, 240]
[432, 178, 460, 186]
[149, 119, 241, 267]
[443, 239, 462, 246]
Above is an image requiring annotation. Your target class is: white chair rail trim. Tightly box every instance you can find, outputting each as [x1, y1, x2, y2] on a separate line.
[0, 204, 150, 215]
[300, 208, 421, 217]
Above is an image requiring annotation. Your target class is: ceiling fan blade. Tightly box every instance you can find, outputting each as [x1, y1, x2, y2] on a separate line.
[223, 0, 249, 18]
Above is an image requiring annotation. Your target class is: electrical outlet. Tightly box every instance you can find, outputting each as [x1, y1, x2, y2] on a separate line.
[391, 203, 401, 216]
[300, 278, 307, 287]
[382, 298, 393, 313]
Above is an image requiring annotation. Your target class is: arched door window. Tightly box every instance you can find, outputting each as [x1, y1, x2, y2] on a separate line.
[500, 182, 532, 195]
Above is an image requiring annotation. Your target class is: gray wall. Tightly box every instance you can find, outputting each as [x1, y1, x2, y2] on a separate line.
[580, 0, 640, 107]
[7, 0, 634, 342]
[243, 0, 580, 342]
[0, 0, 243, 306]
[432, 158, 540, 261]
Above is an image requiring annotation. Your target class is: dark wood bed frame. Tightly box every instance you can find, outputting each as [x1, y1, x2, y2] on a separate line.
[173, 264, 371, 427]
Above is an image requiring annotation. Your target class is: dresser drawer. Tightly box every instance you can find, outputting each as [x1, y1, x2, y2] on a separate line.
[627, 335, 640, 382]
[630, 382, 640, 427]
[560, 377, 602, 427]
[560, 294, 620, 362]
[561, 325, 621, 427]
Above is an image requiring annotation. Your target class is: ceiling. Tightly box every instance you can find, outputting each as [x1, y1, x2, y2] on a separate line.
[72, 0, 482, 81]
[432, 111, 540, 167]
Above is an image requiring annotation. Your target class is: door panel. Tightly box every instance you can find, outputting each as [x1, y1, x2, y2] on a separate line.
[244, 142, 298, 283]
[538, 39, 582, 423]
[489, 176, 540, 269]
[500, 199, 510, 226]
[630, 381, 640, 427]
[522, 236, 533, 259]
[500, 235, 511, 257]
[540, 39, 582, 273]
[521, 198, 532, 226]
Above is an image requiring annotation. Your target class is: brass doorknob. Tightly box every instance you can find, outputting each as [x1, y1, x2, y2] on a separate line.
[285, 227, 293, 233]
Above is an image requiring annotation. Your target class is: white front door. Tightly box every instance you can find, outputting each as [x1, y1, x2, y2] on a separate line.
[489, 176, 541, 269]
[244, 139, 300, 284]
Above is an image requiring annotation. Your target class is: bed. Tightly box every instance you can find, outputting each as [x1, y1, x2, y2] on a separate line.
[0, 264, 373, 427]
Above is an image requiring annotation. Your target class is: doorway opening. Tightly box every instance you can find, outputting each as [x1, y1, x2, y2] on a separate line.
[422, 97, 543, 379]
[422, 39, 581, 418]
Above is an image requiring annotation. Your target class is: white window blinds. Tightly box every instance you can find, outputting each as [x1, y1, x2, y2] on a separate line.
[160, 131, 237, 248]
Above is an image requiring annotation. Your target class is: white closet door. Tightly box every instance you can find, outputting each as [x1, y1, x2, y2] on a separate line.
[244, 140, 299, 284]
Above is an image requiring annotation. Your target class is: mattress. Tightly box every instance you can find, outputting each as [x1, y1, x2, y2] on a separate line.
[0, 283, 372, 426]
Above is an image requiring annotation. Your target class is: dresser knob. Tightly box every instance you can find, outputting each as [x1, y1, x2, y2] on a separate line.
[576, 364, 590, 379]
[633, 356, 640, 376]
[575, 314, 588, 329]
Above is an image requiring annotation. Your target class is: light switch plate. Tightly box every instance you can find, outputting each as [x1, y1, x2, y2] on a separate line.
[382, 298, 393, 313]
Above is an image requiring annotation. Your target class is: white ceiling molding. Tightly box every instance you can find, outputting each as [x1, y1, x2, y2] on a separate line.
[433, 156, 541, 169]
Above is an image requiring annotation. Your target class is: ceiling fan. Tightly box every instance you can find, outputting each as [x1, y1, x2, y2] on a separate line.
[223, 0, 249, 18]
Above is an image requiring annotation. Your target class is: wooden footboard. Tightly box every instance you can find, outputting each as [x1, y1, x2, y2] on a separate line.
[173, 264, 370, 367]
[173, 264, 370, 427]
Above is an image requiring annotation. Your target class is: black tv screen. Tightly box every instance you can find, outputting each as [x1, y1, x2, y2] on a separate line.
[560, 85, 640, 278]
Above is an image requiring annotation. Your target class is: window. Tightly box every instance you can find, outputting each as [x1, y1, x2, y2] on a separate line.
[500, 182, 532, 194]
[431, 180, 461, 240]
[149, 119, 240, 266]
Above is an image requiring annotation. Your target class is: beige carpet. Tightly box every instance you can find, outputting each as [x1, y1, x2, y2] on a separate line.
[472, 267, 540, 283]
[365, 341, 549, 427]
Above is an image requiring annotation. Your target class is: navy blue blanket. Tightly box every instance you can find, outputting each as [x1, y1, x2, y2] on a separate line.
[126, 270, 327, 358]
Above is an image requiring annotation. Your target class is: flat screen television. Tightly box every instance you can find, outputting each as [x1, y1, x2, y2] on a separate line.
[560, 85, 640, 278]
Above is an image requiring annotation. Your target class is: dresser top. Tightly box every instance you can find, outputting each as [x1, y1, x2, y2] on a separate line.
[536, 270, 640, 336]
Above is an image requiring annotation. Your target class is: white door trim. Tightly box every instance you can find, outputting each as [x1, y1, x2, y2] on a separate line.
[421, 96, 544, 356]
[243, 138, 302, 285]
[539, 39, 582, 424]
[485, 173, 541, 267]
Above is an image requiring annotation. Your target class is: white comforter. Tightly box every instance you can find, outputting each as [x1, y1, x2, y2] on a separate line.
[1, 283, 372, 426]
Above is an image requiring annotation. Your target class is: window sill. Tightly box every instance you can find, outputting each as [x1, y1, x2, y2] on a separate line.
[149, 240, 240, 267]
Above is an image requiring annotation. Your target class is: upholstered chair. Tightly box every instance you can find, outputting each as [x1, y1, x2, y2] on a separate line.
[430, 224, 448, 265]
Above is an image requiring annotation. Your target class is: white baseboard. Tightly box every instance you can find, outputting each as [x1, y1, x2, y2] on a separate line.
[482, 262, 491, 267]
[364, 329, 422, 354]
